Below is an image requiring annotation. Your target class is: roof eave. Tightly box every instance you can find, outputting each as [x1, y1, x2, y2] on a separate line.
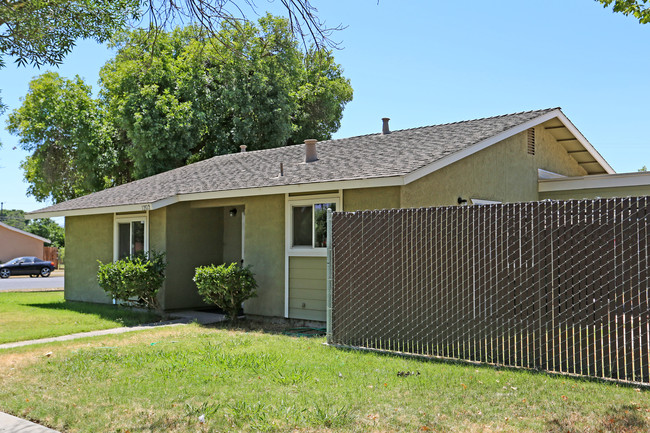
[25, 176, 406, 218]
[402, 108, 614, 185]
[553, 111, 615, 175]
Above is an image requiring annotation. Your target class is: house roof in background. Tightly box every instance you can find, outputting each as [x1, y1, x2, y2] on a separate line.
[28, 107, 613, 218]
[0, 221, 50, 243]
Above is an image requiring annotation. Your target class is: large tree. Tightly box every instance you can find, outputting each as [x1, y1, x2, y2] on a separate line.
[0, 0, 336, 70]
[597, 0, 650, 23]
[25, 218, 65, 247]
[8, 16, 352, 202]
[6, 72, 117, 202]
[0, 1, 338, 143]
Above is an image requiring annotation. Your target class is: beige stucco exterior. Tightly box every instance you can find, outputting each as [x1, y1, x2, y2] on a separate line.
[401, 127, 587, 208]
[343, 186, 401, 211]
[61, 123, 610, 320]
[0, 224, 48, 263]
[65, 214, 113, 303]
[187, 195, 286, 317]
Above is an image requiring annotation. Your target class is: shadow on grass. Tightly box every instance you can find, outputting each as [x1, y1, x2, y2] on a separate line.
[24, 301, 161, 327]
[547, 404, 648, 433]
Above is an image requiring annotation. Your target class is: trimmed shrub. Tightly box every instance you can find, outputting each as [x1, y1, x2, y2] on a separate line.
[97, 251, 167, 311]
[193, 263, 258, 322]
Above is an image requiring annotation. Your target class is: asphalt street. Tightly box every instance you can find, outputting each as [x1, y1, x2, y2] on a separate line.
[0, 276, 64, 291]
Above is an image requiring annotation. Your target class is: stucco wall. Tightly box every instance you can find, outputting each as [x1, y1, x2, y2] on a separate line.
[222, 206, 243, 265]
[0, 227, 45, 263]
[161, 197, 285, 316]
[540, 185, 650, 201]
[343, 186, 401, 211]
[65, 214, 113, 303]
[239, 195, 285, 318]
[163, 202, 222, 310]
[401, 127, 587, 208]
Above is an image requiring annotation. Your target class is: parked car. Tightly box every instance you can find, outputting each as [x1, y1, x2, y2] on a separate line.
[0, 256, 55, 278]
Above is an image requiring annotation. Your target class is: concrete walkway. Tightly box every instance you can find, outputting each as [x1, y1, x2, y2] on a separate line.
[0, 310, 225, 431]
[0, 412, 60, 432]
[0, 310, 225, 350]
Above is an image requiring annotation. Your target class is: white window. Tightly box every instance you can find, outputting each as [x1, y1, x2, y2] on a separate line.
[114, 214, 148, 260]
[287, 195, 339, 255]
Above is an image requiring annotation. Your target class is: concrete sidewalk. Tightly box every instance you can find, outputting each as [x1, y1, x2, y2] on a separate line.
[0, 411, 60, 432]
[0, 310, 225, 350]
[0, 310, 225, 431]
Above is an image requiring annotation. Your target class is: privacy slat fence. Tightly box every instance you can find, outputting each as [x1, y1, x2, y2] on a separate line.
[328, 197, 650, 385]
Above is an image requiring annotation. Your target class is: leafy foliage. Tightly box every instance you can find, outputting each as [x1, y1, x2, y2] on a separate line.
[9, 17, 352, 202]
[0, 1, 338, 122]
[0, 208, 27, 230]
[597, 0, 650, 23]
[6, 72, 120, 202]
[100, 17, 352, 178]
[193, 262, 258, 322]
[25, 218, 65, 247]
[97, 251, 167, 311]
[0, 0, 138, 69]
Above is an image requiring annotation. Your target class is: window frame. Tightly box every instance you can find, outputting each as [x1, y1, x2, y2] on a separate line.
[286, 194, 340, 257]
[113, 213, 149, 261]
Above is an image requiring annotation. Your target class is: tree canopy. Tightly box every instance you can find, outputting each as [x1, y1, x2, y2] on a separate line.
[0, 0, 336, 70]
[8, 16, 353, 203]
[25, 218, 65, 247]
[597, 0, 650, 24]
[6, 72, 115, 203]
[0, 1, 338, 139]
[0, 0, 137, 69]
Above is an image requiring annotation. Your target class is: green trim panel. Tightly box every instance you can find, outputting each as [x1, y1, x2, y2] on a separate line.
[289, 256, 326, 321]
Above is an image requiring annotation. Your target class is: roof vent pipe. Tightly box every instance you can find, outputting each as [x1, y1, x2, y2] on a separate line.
[240, 145, 247, 152]
[382, 117, 390, 135]
[304, 139, 318, 163]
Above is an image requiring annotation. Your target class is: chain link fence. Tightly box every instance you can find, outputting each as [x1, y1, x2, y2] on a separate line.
[328, 197, 650, 385]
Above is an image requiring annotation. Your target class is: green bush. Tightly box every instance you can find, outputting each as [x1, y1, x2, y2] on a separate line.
[193, 263, 258, 322]
[97, 251, 167, 311]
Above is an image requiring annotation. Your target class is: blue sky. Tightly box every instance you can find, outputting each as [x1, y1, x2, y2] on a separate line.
[1, 0, 649, 214]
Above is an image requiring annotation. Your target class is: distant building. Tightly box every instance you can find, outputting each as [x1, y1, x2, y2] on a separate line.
[0, 221, 51, 263]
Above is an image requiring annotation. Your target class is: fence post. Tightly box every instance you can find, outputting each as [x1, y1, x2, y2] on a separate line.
[326, 208, 333, 344]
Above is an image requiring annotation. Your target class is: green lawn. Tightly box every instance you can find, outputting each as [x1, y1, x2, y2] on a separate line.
[0, 291, 160, 344]
[0, 323, 648, 432]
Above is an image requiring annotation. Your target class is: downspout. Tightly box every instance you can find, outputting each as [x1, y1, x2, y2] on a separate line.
[326, 208, 333, 344]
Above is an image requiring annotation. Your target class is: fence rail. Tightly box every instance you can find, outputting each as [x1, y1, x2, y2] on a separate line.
[329, 197, 650, 385]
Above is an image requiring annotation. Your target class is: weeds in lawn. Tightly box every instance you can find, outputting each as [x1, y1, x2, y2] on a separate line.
[273, 367, 311, 385]
[307, 402, 353, 428]
[1, 324, 648, 433]
[183, 401, 221, 420]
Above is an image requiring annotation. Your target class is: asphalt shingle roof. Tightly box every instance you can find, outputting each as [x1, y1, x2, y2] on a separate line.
[30, 108, 558, 214]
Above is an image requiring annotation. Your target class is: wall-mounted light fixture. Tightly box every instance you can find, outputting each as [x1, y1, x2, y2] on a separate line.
[457, 197, 468, 205]
[229, 208, 238, 217]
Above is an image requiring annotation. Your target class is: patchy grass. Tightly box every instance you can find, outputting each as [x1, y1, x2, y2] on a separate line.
[0, 291, 160, 344]
[0, 323, 649, 432]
